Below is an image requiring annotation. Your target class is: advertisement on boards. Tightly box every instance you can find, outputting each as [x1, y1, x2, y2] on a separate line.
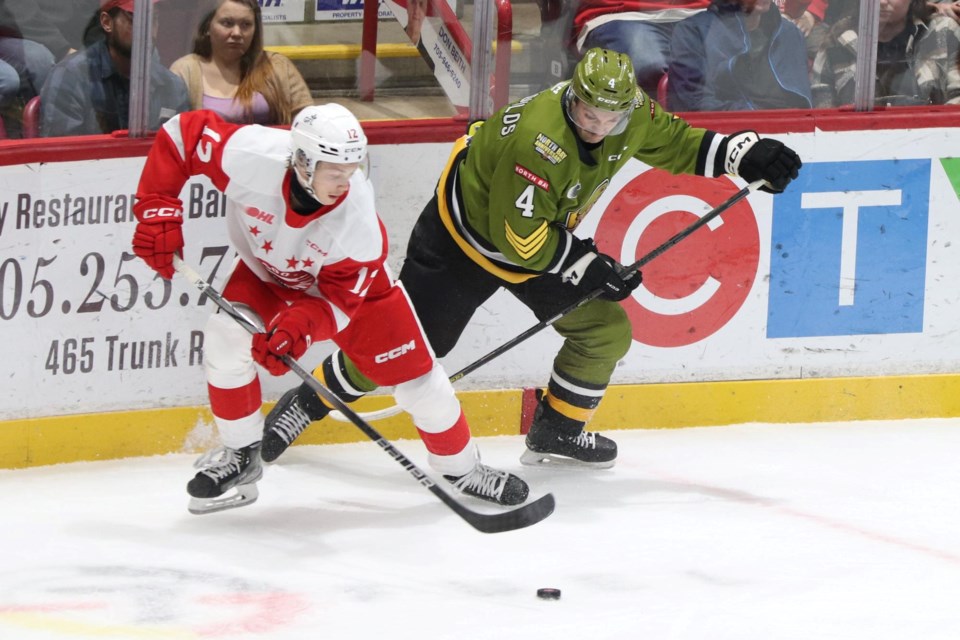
[566, 129, 960, 387]
[315, 0, 394, 21]
[260, 0, 308, 22]
[380, 0, 471, 111]
[2, 128, 960, 421]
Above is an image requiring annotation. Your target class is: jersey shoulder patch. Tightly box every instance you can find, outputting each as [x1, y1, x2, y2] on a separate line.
[533, 132, 568, 165]
[219, 126, 291, 210]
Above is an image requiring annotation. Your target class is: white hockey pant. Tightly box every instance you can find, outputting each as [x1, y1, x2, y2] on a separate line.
[204, 309, 264, 449]
[394, 364, 478, 476]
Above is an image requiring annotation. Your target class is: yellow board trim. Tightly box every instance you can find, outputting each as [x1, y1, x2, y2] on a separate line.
[2, 374, 959, 469]
[265, 41, 524, 61]
[265, 43, 420, 60]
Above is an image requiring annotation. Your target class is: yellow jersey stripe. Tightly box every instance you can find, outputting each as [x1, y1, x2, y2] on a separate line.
[505, 219, 549, 260]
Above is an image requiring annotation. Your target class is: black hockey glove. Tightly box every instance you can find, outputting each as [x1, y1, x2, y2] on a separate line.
[718, 130, 802, 194]
[561, 239, 642, 302]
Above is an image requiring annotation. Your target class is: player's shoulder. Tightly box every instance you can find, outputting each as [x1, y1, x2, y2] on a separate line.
[515, 117, 576, 173]
[225, 125, 290, 161]
[219, 125, 290, 185]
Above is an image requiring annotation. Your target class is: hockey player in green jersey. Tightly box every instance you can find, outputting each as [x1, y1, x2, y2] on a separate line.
[262, 48, 801, 469]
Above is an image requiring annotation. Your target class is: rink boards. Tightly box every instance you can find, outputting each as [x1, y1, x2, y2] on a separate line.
[1, 114, 959, 467]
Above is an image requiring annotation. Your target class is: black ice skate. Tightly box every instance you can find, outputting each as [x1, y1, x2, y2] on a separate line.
[187, 443, 263, 514]
[520, 402, 617, 469]
[444, 464, 530, 506]
[261, 385, 330, 463]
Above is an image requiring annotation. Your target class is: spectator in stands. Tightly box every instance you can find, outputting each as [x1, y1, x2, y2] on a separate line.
[668, 0, 812, 111]
[170, 0, 312, 125]
[0, 40, 51, 112]
[810, 0, 960, 107]
[573, 0, 711, 97]
[776, 0, 830, 59]
[929, 0, 960, 23]
[0, 0, 56, 116]
[39, 0, 189, 137]
[1, 0, 97, 63]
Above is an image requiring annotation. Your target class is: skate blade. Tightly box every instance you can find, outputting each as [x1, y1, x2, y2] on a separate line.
[519, 448, 616, 470]
[188, 483, 259, 515]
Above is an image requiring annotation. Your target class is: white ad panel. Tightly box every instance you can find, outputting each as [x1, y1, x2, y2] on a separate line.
[381, 0, 471, 110]
[260, 0, 307, 22]
[314, 0, 394, 22]
[2, 128, 960, 421]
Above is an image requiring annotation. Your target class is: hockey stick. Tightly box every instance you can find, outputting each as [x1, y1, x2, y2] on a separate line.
[329, 178, 765, 421]
[446, 179, 766, 384]
[172, 256, 556, 534]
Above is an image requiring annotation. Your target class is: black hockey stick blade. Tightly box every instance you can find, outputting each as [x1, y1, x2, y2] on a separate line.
[172, 256, 555, 534]
[289, 355, 556, 533]
[430, 480, 556, 534]
[449, 179, 765, 384]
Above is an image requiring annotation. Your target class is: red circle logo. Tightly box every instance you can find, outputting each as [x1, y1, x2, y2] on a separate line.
[594, 170, 760, 347]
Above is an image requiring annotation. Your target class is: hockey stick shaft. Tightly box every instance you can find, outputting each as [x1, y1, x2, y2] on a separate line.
[172, 256, 555, 534]
[332, 178, 763, 419]
[448, 179, 765, 384]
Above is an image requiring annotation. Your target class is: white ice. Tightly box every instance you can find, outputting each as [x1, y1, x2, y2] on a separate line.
[2, 418, 960, 639]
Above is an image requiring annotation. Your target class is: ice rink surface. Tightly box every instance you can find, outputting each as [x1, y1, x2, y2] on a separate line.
[2, 418, 959, 639]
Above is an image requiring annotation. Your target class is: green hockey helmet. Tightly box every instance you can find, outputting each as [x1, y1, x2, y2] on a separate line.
[570, 48, 638, 112]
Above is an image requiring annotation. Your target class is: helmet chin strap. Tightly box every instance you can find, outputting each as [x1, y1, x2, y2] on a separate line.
[293, 162, 318, 199]
[289, 165, 323, 213]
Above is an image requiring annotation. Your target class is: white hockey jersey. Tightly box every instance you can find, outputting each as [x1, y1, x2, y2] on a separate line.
[135, 110, 388, 333]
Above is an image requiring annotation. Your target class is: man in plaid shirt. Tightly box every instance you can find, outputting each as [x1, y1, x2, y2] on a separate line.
[811, 0, 960, 107]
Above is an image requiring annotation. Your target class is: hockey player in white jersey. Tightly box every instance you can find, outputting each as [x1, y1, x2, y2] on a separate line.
[132, 104, 530, 513]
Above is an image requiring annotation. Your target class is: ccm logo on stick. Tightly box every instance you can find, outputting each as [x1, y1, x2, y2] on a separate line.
[374, 340, 416, 363]
[141, 207, 182, 220]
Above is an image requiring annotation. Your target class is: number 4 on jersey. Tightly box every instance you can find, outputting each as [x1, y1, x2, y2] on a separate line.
[515, 184, 535, 218]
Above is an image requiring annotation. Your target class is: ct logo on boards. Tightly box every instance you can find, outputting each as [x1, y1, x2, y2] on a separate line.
[594, 171, 759, 347]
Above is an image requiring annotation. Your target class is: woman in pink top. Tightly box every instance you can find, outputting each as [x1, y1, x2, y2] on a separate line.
[170, 0, 312, 125]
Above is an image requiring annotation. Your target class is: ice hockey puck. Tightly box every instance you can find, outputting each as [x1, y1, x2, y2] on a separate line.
[536, 588, 561, 600]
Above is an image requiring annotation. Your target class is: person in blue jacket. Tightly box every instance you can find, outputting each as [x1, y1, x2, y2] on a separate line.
[667, 0, 812, 111]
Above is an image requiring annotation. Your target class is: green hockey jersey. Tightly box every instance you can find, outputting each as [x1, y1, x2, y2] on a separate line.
[436, 81, 726, 283]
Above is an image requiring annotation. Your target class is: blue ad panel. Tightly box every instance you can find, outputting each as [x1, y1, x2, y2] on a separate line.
[767, 159, 930, 338]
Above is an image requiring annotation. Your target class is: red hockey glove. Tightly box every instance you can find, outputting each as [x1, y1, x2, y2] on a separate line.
[562, 239, 642, 302]
[252, 303, 332, 376]
[718, 130, 802, 194]
[132, 196, 184, 279]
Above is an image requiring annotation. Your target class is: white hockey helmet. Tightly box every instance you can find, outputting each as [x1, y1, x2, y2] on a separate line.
[290, 104, 367, 196]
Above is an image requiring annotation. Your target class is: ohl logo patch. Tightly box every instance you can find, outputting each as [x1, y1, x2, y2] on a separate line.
[594, 171, 759, 347]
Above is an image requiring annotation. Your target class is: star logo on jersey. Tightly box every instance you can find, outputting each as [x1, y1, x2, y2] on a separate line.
[248, 225, 261, 236]
[286, 256, 299, 269]
[302, 257, 315, 268]
[262, 240, 273, 254]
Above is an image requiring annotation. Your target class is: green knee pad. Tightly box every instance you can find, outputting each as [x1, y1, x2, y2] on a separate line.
[551, 298, 633, 386]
